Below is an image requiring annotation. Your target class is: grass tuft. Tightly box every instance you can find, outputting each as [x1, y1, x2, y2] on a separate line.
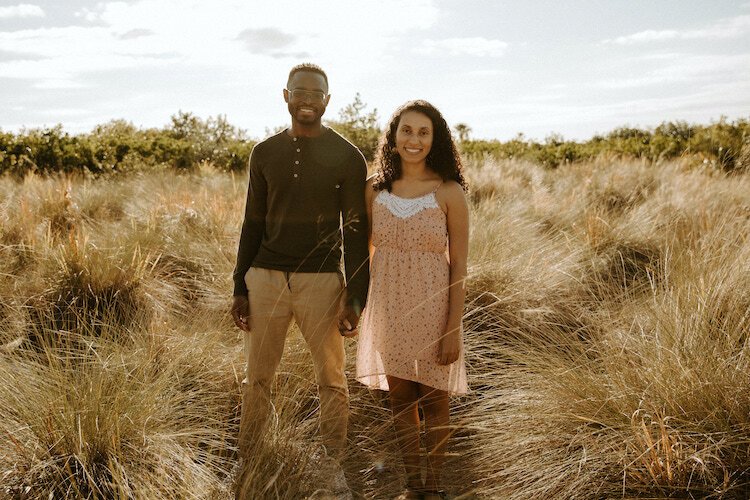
[2, 160, 750, 498]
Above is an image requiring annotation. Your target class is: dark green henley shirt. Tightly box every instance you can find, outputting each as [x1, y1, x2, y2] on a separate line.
[233, 127, 370, 310]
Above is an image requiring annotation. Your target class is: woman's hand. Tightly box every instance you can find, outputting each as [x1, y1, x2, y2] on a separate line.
[438, 325, 461, 365]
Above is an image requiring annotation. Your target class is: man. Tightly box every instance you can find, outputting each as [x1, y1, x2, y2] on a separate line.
[231, 63, 369, 480]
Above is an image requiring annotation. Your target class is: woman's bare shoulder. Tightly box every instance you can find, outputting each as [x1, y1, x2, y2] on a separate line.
[436, 180, 466, 203]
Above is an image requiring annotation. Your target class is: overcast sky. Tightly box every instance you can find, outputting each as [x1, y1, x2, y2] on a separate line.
[1, 0, 749, 141]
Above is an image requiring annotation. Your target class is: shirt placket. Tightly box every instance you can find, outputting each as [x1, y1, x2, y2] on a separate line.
[292, 137, 301, 182]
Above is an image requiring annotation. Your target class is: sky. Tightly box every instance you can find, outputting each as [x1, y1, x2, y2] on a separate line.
[1, 0, 749, 141]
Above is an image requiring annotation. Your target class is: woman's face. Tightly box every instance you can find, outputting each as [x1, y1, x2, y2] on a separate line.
[395, 110, 433, 166]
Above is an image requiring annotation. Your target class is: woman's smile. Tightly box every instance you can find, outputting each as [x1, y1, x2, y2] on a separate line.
[395, 110, 434, 165]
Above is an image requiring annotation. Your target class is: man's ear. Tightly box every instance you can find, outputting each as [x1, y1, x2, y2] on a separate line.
[324, 94, 331, 106]
[283, 88, 290, 103]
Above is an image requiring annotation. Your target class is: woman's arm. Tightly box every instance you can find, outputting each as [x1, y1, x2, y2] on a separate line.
[438, 181, 469, 365]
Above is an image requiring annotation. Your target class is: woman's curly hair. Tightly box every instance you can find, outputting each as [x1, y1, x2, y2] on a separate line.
[372, 100, 467, 192]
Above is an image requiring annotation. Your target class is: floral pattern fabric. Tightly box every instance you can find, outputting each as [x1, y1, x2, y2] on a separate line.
[356, 190, 468, 395]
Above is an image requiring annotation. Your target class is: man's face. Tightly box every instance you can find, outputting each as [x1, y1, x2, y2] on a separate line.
[284, 71, 330, 125]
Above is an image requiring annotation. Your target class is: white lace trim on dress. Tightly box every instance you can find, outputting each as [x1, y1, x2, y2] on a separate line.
[375, 190, 439, 219]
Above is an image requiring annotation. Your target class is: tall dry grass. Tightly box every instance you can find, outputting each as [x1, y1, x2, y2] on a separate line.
[1, 158, 749, 498]
[458, 158, 750, 499]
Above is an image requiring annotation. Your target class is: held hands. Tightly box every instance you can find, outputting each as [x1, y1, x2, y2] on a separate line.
[337, 303, 361, 338]
[231, 295, 251, 332]
[438, 323, 461, 365]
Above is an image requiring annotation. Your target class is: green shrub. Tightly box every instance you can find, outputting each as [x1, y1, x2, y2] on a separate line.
[0, 114, 256, 176]
[460, 117, 750, 169]
[2, 111, 747, 175]
[325, 93, 381, 161]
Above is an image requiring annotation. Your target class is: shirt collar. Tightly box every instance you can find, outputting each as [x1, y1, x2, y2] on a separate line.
[285, 125, 329, 143]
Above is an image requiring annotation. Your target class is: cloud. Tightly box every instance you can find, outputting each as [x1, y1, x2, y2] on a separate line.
[418, 37, 507, 57]
[609, 30, 679, 44]
[590, 53, 750, 90]
[472, 78, 750, 141]
[0, 3, 44, 19]
[236, 28, 294, 51]
[114, 50, 181, 59]
[606, 15, 750, 44]
[117, 29, 154, 40]
[29, 106, 91, 117]
[593, 75, 680, 89]
[33, 79, 89, 90]
[0, 0, 439, 84]
[0, 25, 179, 88]
[0, 0, 440, 133]
[269, 51, 311, 60]
[0, 49, 46, 62]
[74, 7, 101, 23]
[467, 69, 504, 77]
[234, 27, 308, 58]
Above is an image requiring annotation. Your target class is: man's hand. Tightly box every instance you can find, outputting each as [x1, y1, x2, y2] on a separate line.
[231, 295, 251, 332]
[438, 325, 461, 365]
[337, 303, 361, 338]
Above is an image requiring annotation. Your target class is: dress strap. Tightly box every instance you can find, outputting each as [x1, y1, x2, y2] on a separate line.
[431, 181, 443, 194]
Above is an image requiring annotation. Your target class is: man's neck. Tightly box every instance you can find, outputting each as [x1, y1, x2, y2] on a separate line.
[289, 122, 325, 138]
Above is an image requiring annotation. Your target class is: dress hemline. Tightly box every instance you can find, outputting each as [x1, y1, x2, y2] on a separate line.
[355, 371, 469, 396]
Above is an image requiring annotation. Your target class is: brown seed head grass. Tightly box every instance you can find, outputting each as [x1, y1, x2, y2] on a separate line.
[2, 160, 750, 498]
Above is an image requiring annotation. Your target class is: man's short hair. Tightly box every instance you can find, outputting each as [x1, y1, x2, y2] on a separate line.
[287, 63, 329, 89]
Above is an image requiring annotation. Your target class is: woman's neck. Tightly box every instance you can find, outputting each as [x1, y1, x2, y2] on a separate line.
[400, 161, 431, 180]
[401, 162, 442, 183]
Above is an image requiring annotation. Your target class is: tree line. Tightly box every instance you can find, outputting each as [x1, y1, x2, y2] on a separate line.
[1, 95, 747, 177]
[458, 118, 749, 172]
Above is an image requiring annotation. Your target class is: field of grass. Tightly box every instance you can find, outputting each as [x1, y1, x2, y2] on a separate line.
[1, 157, 749, 499]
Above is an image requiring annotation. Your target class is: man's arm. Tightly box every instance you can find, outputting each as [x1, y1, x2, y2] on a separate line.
[232, 145, 267, 297]
[339, 149, 370, 317]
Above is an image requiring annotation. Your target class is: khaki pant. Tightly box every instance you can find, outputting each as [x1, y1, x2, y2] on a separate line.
[238, 267, 348, 458]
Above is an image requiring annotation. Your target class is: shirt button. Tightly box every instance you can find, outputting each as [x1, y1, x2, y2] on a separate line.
[296, 148, 301, 153]
[293, 173, 298, 178]
[294, 160, 299, 164]
[293, 137, 297, 142]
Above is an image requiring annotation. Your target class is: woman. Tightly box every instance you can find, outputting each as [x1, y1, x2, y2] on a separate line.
[356, 100, 469, 499]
